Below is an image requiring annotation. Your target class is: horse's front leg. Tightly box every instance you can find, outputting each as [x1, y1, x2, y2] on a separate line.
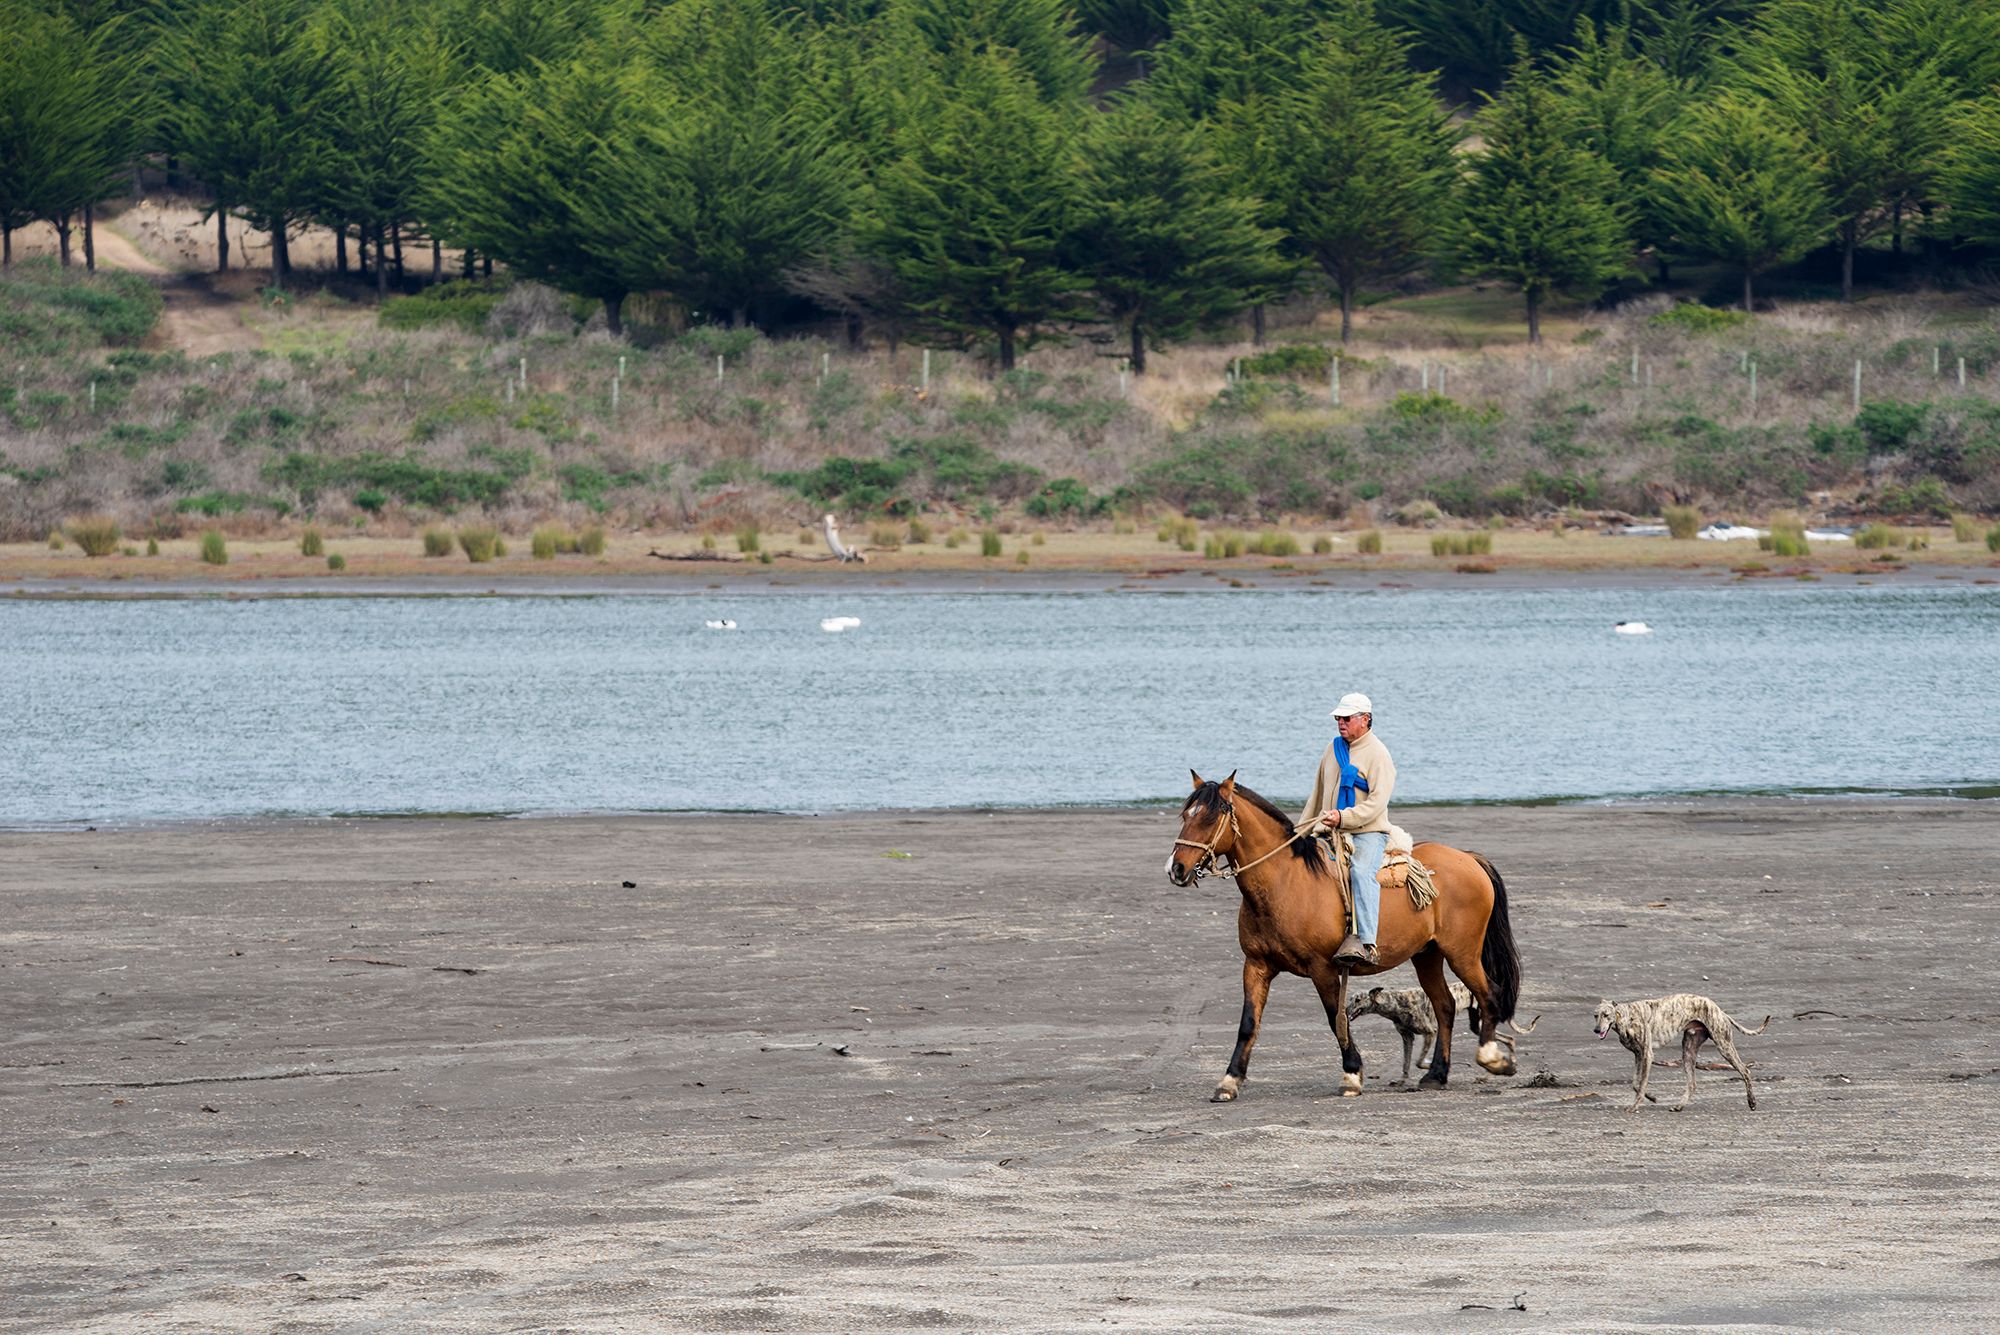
[1412, 947, 1455, 1089]
[1313, 968, 1364, 1097]
[1213, 956, 1274, 1102]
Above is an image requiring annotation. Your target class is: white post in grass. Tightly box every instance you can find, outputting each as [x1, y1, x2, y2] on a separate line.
[1959, 357, 1967, 389]
[922, 348, 931, 393]
[89, 382, 96, 412]
[820, 352, 829, 386]
[1546, 365, 1553, 388]
[1630, 349, 1639, 384]
[1645, 363, 1653, 391]
[611, 375, 620, 415]
[1853, 359, 1862, 411]
[1750, 360, 1757, 413]
[619, 355, 627, 381]
[1740, 350, 1748, 373]
[1330, 356, 1340, 406]
[1118, 363, 1128, 398]
[518, 357, 527, 391]
[716, 354, 723, 383]
[1438, 366, 1447, 395]
[1421, 361, 1430, 392]
[1933, 346, 1940, 377]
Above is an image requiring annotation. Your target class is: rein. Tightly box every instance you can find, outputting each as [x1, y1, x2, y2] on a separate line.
[1174, 802, 1323, 882]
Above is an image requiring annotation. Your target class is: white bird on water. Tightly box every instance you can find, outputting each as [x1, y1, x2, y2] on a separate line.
[1613, 621, 1653, 635]
[704, 619, 738, 630]
[820, 615, 862, 633]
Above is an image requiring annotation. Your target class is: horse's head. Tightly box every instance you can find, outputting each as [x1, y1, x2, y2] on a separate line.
[1168, 770, 1238, 887]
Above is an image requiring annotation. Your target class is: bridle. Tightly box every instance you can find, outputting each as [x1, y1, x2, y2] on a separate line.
[1173, 801, 1318, 883]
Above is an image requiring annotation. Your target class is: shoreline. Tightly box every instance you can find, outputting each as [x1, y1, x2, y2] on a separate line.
[7, 558, 2000, 599]
[11, 789, 1999, 835]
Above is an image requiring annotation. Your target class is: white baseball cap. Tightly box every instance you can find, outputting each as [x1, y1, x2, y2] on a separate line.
[1330, 692, 1373, 718]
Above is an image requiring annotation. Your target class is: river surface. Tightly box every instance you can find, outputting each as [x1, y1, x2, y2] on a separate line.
[2, 584, 1996, 825]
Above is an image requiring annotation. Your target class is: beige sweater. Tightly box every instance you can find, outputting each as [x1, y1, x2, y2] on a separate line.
[1297, 730, 1397, 834]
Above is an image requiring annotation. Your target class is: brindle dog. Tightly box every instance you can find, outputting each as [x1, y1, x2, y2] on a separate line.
[1593, 994, 1770, 1113]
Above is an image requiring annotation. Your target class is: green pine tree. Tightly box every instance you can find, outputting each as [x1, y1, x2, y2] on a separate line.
[1458, 54, 1631, 344]
[1650, 94, 1831, 310]
[1943, 94, 2000, 248]
[889, 0, 1094, 105]
[1552, 22, 1683, 277]
[867, 48, 1091, 370]
[156, 0, 340, 287]
[0, 1, 137, 268]
[1068, 100, 1286, 372]
[425, 53, 650, 331]
[1249, 8, 1460, 341]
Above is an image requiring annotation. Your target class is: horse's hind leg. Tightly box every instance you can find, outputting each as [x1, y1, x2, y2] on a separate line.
[1411, 948, 1455, 1089]
[1437, 935, 1514, 1075]
[1311, 967, 1364, 1097]
[1213, 957, 1274, 1102]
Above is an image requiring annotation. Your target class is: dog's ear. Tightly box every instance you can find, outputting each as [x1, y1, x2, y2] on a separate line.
[1369, 987, 1384, 1000]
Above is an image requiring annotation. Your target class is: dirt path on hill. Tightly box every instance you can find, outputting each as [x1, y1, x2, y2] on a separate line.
[3, 801, 1998, 1330]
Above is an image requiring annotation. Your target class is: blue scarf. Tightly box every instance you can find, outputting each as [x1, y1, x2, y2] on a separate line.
[1334, 736, 1370, 811]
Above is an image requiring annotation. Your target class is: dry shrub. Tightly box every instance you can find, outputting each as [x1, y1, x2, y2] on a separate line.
[1357, 529, 1383, 554]
[199, 530, 227, 564]
[578, 525, 607, 555]
[1663, 505, 1702, 540]
[457, 525, 500, 562]
[422, 526, 454, 557]
[64, 515, 122, 556]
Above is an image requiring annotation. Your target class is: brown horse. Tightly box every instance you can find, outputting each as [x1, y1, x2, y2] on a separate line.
[1167, 771, 1522, 1100]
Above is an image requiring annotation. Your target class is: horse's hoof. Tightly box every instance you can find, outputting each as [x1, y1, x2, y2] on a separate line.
[1475, 1041, 1516, 1075]
[1211, 1076, 1241, 1102]
[1339, 1071, 1363, 1098]
[1417, 1075, 1446, 1090]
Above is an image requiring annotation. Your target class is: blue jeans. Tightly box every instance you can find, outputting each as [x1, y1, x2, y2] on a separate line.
[1348, 831, 1387, 944]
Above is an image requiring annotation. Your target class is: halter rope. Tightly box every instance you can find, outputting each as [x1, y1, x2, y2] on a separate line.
[1173, 802, 1324, 881]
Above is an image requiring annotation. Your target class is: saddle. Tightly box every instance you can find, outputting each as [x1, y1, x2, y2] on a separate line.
[1315, 823, 1439, 911]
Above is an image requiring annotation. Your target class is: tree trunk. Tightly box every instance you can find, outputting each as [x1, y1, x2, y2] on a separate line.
[998, 324, 1017, 372]
[844, 315, 863, 351]
[431, 238, 441, 280]
[1129, 319, 1147, 375]
[481, 254, 491, 278]
[217, 209, 228, 272]
[374, 223, 387, 299]
[1840, 216, 1856, 302]
[605, 291, 625, 337]
[1743, 268, 1754, 314]
[462, 246, 474, 280]
[1525, 287, 1541, 345]
[1251, 302, 1266, 346]
[729, 307, 746, 330]
[335, 226, 347, 275]
[392, 225, 403, 283]
[1892, 200, 1903, 256]
[1657, 256, 1671, 284]
[272, 221, 290, 289]
[2, 226, 10, 267]
[1338, 280, 1354, 343]
[83, 206, 95, 272]
[55, 212, 72, 267]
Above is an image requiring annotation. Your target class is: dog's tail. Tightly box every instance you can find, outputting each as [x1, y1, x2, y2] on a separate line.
[1470, 852, 1520, 1026]
[1736, 1014, 1772, 1036]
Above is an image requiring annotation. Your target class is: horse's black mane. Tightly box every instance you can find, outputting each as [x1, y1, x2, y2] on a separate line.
[1184, 779, 1329, 876]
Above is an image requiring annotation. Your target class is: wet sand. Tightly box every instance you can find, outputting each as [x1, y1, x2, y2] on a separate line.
[3, 802, 1998, 1331]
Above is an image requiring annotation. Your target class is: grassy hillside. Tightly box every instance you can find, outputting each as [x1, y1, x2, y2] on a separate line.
[2, 260, 1997, 545]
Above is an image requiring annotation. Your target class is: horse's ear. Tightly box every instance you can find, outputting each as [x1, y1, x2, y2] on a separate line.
[1218, 771, 1237, 799]
[1189, 769, 1204, 790]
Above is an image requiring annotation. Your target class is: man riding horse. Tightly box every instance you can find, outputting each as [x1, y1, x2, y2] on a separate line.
[1299, 692, 1395, 968]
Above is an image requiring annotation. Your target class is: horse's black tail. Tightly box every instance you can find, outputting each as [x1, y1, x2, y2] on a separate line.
[1470, 852, 1521, 1025]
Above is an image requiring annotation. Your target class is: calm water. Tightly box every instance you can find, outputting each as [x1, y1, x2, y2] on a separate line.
[2, 585, 1996, 825]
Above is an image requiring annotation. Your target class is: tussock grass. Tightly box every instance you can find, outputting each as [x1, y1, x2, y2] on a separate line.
[1988, 523, 2000, 553]
[1312, 534, 1334, 554]
[1854, 522, 1899, 550]
[457, 524, 501, 562]
[1663, 505, 1702, 540]
[1251, 530, 1299, 557]
[145, 537, 159, 555]
[1015, 548, 1030, 564]
[1031, 530, 1046, 546]
[63, 515, 121, 557]
[1760, 512, 1809, 557]
[1357, 529, 1383, 554]
[578, 525, 607, 555]
[531, 524, 567, 559]
[327, 553, 346, 570]
[46, 532, 63, 550]
[199, 530, 227, 565]
[943, 530, 963, 549]
[1951, 513, 1981, 543]
[299, 526, 324, 557]
[1157, 515, 1200, 549]
[979, 529, 1002, 557]
[868, 523, 902, 549]
[906, 518, 931, 544]
[1430, 531, 1493, 557]
[422, 526, 454, 557]
[735, 524, 761, 554]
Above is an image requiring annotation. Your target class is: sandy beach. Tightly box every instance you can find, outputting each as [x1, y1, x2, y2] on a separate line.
[3, 802, 1998, 1331]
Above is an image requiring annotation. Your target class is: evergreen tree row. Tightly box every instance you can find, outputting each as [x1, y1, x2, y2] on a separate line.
[4, 0, 2000, 361]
